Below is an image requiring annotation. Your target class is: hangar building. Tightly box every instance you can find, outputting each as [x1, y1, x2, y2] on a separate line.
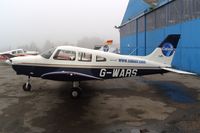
[119, 0, 200, 74]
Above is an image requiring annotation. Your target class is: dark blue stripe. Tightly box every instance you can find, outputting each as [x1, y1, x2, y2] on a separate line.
[12, 65, 168, 81]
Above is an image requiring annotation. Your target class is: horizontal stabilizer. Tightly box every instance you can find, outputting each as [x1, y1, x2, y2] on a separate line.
[162, 67, 196, 75]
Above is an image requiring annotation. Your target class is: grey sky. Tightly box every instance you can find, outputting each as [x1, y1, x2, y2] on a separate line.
[0, 0, 128, 51]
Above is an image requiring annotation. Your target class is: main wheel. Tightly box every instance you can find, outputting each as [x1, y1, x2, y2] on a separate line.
[70, 87, 81, 99]
[23, 83, 32, 91]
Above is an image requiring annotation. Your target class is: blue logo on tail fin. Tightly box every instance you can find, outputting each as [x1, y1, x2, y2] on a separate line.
[103, 45, 109, 52]
[162, 43, 174, 57]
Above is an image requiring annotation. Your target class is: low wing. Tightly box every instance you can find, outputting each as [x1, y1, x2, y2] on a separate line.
[162, 67, 196, 75]
[41, 71, 102, 81]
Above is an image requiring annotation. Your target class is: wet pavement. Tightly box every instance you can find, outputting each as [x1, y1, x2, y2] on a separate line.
[0, 63, 200, 133]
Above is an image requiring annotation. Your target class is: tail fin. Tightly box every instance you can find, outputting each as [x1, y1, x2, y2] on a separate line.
[145, 34, 181, 66]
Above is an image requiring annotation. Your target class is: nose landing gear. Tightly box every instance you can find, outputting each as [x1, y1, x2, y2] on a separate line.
[22, 76, 32, 91]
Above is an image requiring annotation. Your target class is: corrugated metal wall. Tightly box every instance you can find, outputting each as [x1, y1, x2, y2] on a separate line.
[120, 0, 200, 74]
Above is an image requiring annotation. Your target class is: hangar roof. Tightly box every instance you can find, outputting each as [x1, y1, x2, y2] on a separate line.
[121, 0, 172, 24]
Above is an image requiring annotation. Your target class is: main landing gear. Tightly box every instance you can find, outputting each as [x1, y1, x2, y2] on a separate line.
[70, 81, 82, 99]
[22, 76, 32, 91]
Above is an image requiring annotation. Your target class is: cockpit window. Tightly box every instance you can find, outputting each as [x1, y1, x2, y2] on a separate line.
[53, 50, 76, 61]
[41, 48, 55, 59]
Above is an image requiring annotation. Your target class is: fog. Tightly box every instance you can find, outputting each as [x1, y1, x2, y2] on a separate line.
[0, 0, 128, 52]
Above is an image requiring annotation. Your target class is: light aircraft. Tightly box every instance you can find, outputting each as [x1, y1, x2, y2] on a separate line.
[0, 49, 39, 60]
[94, 44, 119, 54]
[94, 40, 119, 54]
[6, 34, 195, 98]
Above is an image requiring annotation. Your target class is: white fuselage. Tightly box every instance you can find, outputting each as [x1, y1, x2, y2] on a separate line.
[8, 46, 170, 81]
[10, 46, 167, 68]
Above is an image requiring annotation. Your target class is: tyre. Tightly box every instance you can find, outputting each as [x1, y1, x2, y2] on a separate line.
[23, 83, 31, 91]
[70, 87, 81, 99]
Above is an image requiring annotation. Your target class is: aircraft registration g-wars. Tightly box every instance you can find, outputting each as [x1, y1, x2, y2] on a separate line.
[6, 34, 194, 98]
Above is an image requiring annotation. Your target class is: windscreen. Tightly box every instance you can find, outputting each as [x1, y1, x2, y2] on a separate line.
[41, 48, 55, 59]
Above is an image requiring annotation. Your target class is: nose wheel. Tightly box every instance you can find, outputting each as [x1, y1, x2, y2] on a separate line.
[70, 82, 82, 99]
[22, 76, 32, 91]
[23, 83, 32, 91]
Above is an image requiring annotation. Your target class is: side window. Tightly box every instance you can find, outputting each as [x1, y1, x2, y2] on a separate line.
[96, 55, 106, 62]
[78, 52, 92, 62]
[54, 50, 76, 61]
[17, 50, 23, 54]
